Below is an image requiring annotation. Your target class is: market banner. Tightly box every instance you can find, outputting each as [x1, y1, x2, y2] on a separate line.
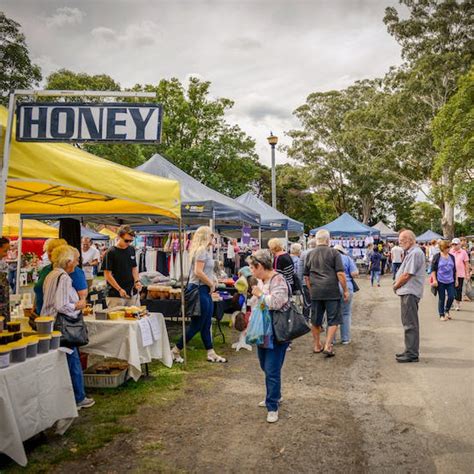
[16, 102, 163, 143]
[241, 224, 251, 245]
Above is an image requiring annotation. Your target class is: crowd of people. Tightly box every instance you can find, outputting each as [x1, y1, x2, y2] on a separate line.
[0, 224, 472, 426]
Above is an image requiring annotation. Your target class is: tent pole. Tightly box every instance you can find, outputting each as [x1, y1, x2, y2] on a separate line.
[178, 218, 187, 366]
[0, 92, 16, 230]
[258, 226, 262, 250]
[285, 230, 289, 251]
[15, 218, 23, 295]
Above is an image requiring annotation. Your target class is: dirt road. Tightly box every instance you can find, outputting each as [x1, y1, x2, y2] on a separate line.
[59, 276, 474, 473]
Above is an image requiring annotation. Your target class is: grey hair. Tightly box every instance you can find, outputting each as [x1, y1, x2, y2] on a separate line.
[290, 243, 302, 255]
[315, 229, 330, 245]
[247, 249, 273, 270]
[307, 238, 317, 249]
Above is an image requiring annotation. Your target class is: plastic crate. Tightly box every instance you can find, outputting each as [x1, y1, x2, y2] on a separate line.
[83, 364, 128, 388]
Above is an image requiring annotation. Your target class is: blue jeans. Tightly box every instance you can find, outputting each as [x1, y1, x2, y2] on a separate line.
[67, 347, 86, 404]
[257, 342, 289, 412]
[8, 268, 16, 292]
[177, 285, 214, 350]
[371, 270, 381, 286]
[340, 292, 353, 343]
[392, 262, 401, 280]
[437, 282, 455, 316]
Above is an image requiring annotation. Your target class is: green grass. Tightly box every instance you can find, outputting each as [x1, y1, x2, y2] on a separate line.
[2, 326, 230, 473]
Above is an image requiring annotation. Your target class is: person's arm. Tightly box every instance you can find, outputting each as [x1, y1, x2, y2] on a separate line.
[252, 275, 288, 310]
[393, 272, 411, 290]
[337, 272, 349, 301]
[194, 260, 215, 290]
[104, 270, 128, 298]
[132, 266, 142, 291]
[55, 277, 85, 317]
[430, 254, 439, 286]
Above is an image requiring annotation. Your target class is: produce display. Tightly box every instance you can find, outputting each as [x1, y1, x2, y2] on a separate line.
[0, 317, 61, 368]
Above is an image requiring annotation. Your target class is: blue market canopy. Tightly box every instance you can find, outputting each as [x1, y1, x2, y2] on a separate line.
[416, 230, 443, 242]
[135, 155, 260, 226]
[235, 192, 304, 233]
[310, 213, 380, 237]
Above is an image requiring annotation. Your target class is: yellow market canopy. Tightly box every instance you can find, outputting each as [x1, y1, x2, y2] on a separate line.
[3, 214, 58, 238]
[1, 107, 181, 222]
[99, 228, 117, 239]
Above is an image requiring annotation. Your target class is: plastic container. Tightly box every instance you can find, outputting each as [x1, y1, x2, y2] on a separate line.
[0, 316, 4, 332]
[50, 331, 61, 350]
[35, 316, 54, 335]
[37, 335, 51, 353]
[0, 332, 14, 344]
[108, 311, 125, 321]
[95, 310, 108, 320]
[25, 336, 39, 358]
[9, 341, 27, 363]
[12, 331, 23, 342]
[0, 344, 11, 368]
[6, 321, 21, 333]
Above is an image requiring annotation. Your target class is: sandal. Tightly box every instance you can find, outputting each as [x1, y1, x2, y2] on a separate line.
[207, 351, 227, 363]
[171, 347, 184, 364]
[313, 346, 324, 353]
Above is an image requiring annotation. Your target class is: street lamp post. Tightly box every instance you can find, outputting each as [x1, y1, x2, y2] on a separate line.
[267, 132, 278, 208]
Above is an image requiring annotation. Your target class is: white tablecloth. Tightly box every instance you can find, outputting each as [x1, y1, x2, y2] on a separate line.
[0, 350, 78, 466]
[82, 312, 173, 381]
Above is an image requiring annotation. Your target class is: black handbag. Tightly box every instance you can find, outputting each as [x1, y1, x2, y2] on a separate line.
[352, 277, 360, 293]
[272, 302, 311, 343]
[53, 274, 89, 347]
[54, 311, 89, 348]
[184, 258, 201, 318]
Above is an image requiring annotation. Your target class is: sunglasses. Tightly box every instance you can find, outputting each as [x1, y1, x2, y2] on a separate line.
[123, 239, 134, 243]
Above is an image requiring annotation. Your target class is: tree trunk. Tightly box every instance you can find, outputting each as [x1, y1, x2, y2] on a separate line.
[441, 201, 455, 239]
[361, 196, 373, 225]
[440, 170, 455, 239]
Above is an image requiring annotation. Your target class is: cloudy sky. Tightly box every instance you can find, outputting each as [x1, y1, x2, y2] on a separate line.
[4, 0, 404, 166]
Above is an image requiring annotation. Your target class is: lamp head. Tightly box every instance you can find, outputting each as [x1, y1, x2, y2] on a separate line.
[267, 132, 278, 146]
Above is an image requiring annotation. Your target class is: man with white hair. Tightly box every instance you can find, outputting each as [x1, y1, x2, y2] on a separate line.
[393, 230, 426, 363]
[304, 230, 349, 356]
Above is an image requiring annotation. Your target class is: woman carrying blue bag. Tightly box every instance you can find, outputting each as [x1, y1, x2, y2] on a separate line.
[247, 250, 290, 424]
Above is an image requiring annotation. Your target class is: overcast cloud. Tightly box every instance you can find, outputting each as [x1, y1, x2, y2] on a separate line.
[3, 0, 403, 166]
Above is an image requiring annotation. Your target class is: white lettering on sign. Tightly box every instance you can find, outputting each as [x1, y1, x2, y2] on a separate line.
[16, 103, 163, 143]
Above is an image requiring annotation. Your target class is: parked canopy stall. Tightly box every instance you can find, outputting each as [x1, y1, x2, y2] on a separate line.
[371, 221, 399, 241]
[416, 230, 443, 242]
[310, 213, 380, 237]
[135, 154, 260, 228]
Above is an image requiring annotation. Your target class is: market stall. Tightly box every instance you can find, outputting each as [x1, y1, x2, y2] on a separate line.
[416, 230, 443, 242]
[0, 349, 78, 467]
[310, 213, 380, 271]
[0, 102, 185, 466]
[233, 191, 304, 241]
[372, 221, 399, 241]
[82, 313, 172, 381]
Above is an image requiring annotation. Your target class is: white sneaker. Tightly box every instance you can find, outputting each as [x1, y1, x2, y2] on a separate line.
[258, 398, 282, 407]
[77, 397, 95, 409]
[267, 411, 279, 423]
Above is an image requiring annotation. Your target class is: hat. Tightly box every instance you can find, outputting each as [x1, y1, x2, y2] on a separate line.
[238, 266, 252, 278]
[451, 238, 461, 245]
[333, 244, 347, 255]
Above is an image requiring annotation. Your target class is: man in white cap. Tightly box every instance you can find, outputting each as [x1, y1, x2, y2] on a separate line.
[449, 238, 470, 311]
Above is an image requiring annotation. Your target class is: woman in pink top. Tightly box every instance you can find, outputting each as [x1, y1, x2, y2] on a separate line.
[449, 238, 470, 310]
